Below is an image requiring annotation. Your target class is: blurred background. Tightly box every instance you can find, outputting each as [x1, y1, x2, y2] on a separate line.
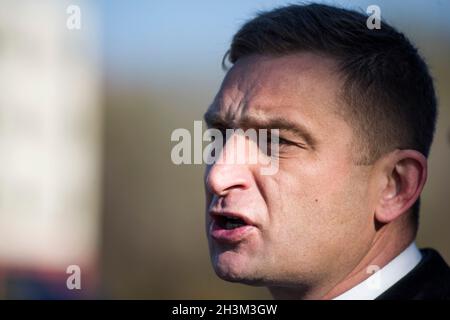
[0, 0, 449, 299]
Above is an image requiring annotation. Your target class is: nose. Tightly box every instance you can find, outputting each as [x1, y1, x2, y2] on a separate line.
[205, 132, 253, 196]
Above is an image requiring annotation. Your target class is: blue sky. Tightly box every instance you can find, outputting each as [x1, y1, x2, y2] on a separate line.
[97, 0, 450, 85]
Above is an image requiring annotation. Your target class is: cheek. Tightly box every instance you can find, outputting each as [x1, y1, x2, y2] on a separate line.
[255, 170, 315, 246]
[270, 161, 371, 238]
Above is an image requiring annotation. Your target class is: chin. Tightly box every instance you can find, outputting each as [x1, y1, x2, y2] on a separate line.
[211, 249, 265, 286]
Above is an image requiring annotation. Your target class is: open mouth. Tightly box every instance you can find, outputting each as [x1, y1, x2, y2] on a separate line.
[209, 211, 256, 243]
[215, 215, 247, 230]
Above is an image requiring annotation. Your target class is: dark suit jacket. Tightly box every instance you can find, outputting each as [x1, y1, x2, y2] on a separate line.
[376, 248, 450, 300]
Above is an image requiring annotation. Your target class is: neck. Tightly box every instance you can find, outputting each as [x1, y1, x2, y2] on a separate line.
[269, 215, 416, 300]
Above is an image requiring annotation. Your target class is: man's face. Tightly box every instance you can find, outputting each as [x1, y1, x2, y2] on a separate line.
[204, 53, 377, 292]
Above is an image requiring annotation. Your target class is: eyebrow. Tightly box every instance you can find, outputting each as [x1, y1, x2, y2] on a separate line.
[203, 110, 316, 148]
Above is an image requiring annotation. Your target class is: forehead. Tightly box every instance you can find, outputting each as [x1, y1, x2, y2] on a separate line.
[207, 53, 343, 128]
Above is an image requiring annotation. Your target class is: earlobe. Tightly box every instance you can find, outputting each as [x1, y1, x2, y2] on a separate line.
[375, 150, 427, 224]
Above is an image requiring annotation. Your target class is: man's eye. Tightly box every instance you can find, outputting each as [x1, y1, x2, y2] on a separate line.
[266, 136, 293, 146]
[266, 136, 307, 152]
[278, 137, 293, 145]
[258, 136, 290, 157]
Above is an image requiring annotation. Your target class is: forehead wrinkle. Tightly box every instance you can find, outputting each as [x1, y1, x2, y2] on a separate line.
[207, 85, 254, 128]
[204, 98, 243, 128]
[206, 58, 278, 128]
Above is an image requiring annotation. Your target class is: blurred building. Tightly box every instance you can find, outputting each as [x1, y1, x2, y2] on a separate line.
[0, 0, 101, 298]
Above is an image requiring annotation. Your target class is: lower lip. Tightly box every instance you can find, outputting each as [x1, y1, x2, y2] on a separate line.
[209, 219, 257, 243]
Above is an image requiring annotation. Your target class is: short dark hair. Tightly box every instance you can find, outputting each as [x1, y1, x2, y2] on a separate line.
[224, 3, 437, 226]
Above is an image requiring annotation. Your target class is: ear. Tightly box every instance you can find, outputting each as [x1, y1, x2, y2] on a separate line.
[375, 149, 428, 224]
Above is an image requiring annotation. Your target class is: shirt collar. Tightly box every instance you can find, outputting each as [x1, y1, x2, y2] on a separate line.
[333, 242, 422, 300]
